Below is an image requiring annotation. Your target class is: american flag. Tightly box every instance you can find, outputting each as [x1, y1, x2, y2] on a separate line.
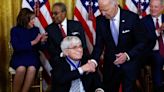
[74, 0, 101, 53]
[124, 0, 150, 18]
[22, 0, 52, 91]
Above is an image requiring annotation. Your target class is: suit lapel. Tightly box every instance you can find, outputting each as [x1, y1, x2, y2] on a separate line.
[150, 15, 156, 29]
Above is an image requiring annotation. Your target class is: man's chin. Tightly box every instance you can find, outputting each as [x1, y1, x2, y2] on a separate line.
[74, 57, 82, 61]
[54, 20, 60, 24]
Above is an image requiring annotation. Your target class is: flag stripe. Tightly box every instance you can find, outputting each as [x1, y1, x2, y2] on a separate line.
[74, 7, 94, 45]
[74, 0, 101, 53]
[35, 18, 46, 33]
[40, 4, 52, 25]
[38, 11, 49, 28]
[125, 0, 138, 13]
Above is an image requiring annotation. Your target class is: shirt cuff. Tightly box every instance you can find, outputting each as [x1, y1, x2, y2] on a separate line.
[90, 59, 98, 67]
[124, 52, 130, 61]
[78, 67, 84, 75]
[95, 88, 104, 92]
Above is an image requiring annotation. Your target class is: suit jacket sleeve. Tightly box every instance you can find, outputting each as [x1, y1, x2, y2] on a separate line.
[140, 16, 156, 55]
[91, 16, 105, 62]
[126, 14, 148, 59]
[45, 26, 62, 68]
[51, 58, 82, 85]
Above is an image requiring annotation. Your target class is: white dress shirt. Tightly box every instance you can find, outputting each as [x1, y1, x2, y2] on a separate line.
[152, 15, 164, 50]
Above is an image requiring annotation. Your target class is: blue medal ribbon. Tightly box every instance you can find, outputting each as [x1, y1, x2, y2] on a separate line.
[66, 56, 81, 69]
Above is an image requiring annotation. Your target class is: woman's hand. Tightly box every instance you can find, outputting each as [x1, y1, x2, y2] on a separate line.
[31, 34, 42, 45]
[40, 32, 48, 43]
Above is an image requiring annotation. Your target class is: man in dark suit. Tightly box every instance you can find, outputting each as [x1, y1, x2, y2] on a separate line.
[91, 0, 147, 92]
[51, 36, 104, 92]
[46, 2, 89, 69]
[141, 0, 164, 91]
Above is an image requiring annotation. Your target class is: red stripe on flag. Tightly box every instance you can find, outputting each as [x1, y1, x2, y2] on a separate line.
[74, 7, 94, 45]
[45, 1, 52, 18]
[38, 11, 48, 29]
[92, 16, 96, 31]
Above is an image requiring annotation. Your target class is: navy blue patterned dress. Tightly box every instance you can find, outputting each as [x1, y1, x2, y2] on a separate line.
[10, 26, 41, 70]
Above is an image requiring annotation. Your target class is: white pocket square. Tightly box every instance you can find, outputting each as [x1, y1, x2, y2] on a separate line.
[71, 32, 80, 35]
[121, 20, 125, 22]
[122, 30, 130, 34]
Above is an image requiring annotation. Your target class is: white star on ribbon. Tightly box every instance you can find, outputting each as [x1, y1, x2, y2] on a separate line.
[145, 0, 149, 3]
[29, 0, 33, 2]
[141, 6, 144, 10]
[85, 1, 89, 6]
[94, 2, 98, 7]
[39, 0, 43, 3]
[141, 0, 144, 3]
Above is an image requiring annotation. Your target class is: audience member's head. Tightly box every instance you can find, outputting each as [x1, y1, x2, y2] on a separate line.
[17, 8, 35, 28]
[52, 2, 67, 24]
[61, 36, 83, 61]
[98, 0, 119, 19]
[150, 0, 164, 18]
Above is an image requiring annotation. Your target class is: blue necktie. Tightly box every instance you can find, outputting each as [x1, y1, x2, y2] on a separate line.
[110, 19, 118, 45]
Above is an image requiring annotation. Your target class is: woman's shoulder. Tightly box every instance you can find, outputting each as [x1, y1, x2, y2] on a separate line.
[12, 25, 32, 31]
[10, 26, 24, 34]
[11, 26, 21, 30]
[30, 26, 40, 32]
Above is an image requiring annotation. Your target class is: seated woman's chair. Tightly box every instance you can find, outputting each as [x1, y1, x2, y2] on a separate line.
[9, 66, 43, 92]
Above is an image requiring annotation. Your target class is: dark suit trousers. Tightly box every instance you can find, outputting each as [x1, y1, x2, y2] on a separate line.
[103, 65, 137, 92]
[151, 51, 164, 87]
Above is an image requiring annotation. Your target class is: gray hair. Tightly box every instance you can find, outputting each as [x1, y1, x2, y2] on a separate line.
[60, 36, 82, 53]
[109, 0, 118, 6]
[98, 0, 118, 5]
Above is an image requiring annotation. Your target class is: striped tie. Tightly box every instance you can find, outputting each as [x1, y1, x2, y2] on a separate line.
[59, 24, 66, 37]
[70, 79, 81, 92]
